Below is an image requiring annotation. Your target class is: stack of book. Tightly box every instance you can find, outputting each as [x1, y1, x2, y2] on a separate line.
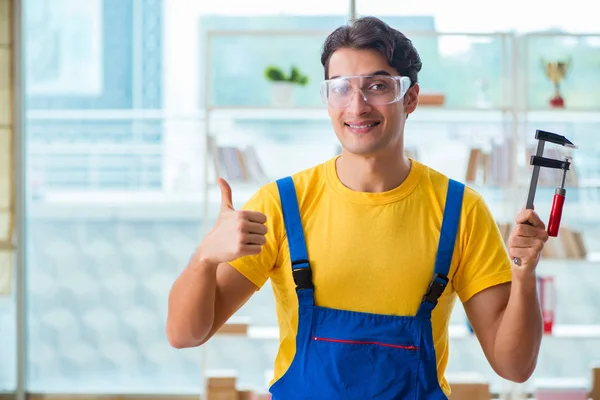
[208, 137, 268, 183]
[465, 142, 513, 186]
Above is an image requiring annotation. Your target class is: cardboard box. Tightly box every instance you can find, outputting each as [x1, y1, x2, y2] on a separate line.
[216, 316, 251, 335]
[447, 372, 489, 400]
[448, 383, 489, 400]
[591, 364, 600, 399]
[236, 390, 254, 400]
[206, 387, 238, 400]
[206, 369, 238, 388]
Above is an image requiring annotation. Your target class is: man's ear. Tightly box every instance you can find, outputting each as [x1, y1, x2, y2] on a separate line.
[404, 83, 420, 115]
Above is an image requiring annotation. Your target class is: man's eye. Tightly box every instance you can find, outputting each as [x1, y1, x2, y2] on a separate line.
[369, 83, 388, 91]
[332, 86, 350, 94]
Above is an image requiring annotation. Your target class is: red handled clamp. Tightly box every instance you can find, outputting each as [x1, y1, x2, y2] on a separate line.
[525, 130, 577, 237]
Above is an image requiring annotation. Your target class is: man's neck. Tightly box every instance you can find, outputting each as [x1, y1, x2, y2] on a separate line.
[335, 149, 412, 193]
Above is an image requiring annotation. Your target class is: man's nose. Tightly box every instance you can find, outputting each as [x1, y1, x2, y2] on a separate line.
[346, 89, 371, 115]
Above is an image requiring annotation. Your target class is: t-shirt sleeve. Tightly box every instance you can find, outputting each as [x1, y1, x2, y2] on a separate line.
[452, 196, 513, 303]
[228, 182, 284, 290]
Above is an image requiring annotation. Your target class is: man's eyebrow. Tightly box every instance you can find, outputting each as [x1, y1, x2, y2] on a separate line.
[328, 70, 393, 80]
[369, 70, 392, 76]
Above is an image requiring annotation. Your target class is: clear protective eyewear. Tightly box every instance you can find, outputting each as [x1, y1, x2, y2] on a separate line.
[320, 75, 411, 108]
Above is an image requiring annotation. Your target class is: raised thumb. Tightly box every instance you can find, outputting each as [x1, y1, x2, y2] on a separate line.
[217, 178, 234, 211]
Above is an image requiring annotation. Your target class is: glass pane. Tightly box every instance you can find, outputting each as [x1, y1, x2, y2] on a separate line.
[399, 32, 511, 110]
[520, 34, 600, 110]
[208, 32, 331, 108]
[197, 12, 349, 109]
[24, 0, 352, 394]
[24, 0, 202, 393]
[356, 0, 599, 33]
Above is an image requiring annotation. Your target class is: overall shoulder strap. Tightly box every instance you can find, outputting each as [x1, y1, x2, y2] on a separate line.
[417, 178, 465, 317]
[276, 176, 314, 306]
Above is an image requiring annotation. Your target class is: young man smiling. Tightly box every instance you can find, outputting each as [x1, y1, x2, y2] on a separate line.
[167, 16, 548, 399]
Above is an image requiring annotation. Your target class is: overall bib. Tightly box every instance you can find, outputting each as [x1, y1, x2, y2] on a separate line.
[270, 176, 465, 400]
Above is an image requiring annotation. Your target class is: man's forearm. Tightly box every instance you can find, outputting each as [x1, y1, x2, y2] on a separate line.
[166, 256, 219, 348]
[493, 271, 543, 382]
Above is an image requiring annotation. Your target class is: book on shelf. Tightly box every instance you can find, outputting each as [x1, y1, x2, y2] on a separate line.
[465, 141, 513, 186]
[542, 226, 587, 260]
[208, 136, 268, 184]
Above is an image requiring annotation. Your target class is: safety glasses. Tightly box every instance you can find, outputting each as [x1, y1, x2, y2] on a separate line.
[320, 75, 411, 108]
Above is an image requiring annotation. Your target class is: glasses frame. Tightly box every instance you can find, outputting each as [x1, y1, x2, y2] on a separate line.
[320, 75, 412, 108]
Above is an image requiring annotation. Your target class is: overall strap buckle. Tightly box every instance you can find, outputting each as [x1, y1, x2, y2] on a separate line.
[422, 273, 449, 305]
[292, 259, 314, 290]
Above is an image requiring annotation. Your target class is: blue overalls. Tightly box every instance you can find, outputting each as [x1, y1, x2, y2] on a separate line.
[270, 176, 465, 400]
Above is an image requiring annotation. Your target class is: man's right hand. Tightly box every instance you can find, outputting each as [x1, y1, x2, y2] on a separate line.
[196, 178, 268, 265]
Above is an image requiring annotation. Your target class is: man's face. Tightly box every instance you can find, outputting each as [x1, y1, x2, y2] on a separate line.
[325, 48, 419, 157]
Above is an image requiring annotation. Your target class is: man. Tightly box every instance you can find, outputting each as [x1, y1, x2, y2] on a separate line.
[167, 16, 548, 399]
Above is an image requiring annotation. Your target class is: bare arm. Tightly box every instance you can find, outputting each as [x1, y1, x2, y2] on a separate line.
[464, 276, 542, 383]
[463, 208, 546, 383]
[166, 258, 257, 348]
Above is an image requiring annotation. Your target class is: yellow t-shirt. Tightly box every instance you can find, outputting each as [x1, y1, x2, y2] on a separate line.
[229, 156, 512, 396]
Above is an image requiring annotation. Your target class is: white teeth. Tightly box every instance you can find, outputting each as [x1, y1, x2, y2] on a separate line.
[348, 123, 377, 129]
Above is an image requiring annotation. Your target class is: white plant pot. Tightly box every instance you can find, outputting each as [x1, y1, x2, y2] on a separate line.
[271, 82, 295, 107]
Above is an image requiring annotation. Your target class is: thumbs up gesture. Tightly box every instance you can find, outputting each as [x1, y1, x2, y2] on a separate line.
[197, 178, 268, 265]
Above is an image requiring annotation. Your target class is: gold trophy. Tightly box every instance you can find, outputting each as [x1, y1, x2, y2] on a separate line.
[542, 59, 570, 108]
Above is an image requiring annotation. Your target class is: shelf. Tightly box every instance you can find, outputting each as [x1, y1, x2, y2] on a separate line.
[207, 106, 513, 123]
[524, 110, 600, 123]
[208, 107, 329, 121]
[215, 323, 600, 340]
[448, 324, 600, 339]
[539, 253, 600, 265]
[411, 107, 513, 122]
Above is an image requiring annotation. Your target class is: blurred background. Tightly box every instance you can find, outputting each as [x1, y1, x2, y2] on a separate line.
[1, 0, 600, 398]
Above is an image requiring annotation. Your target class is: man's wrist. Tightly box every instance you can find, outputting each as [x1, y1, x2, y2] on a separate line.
[190, 244, 220, 271]
[511, 268, 538, 293]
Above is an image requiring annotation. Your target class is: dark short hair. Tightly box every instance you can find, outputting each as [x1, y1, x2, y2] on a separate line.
[321, 16, 422, 86]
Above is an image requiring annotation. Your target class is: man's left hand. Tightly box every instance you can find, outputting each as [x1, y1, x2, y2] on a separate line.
[508, 208, 549, 274]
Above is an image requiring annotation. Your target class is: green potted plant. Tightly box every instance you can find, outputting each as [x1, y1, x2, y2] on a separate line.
[264, 65, 309, 107]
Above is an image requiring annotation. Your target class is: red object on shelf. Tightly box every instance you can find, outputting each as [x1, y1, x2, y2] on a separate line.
[549, 94, 565, 108]
[538, 276, 556, 334]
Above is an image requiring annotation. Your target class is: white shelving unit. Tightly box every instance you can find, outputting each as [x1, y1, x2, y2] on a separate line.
[200, 28, 600, 394]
